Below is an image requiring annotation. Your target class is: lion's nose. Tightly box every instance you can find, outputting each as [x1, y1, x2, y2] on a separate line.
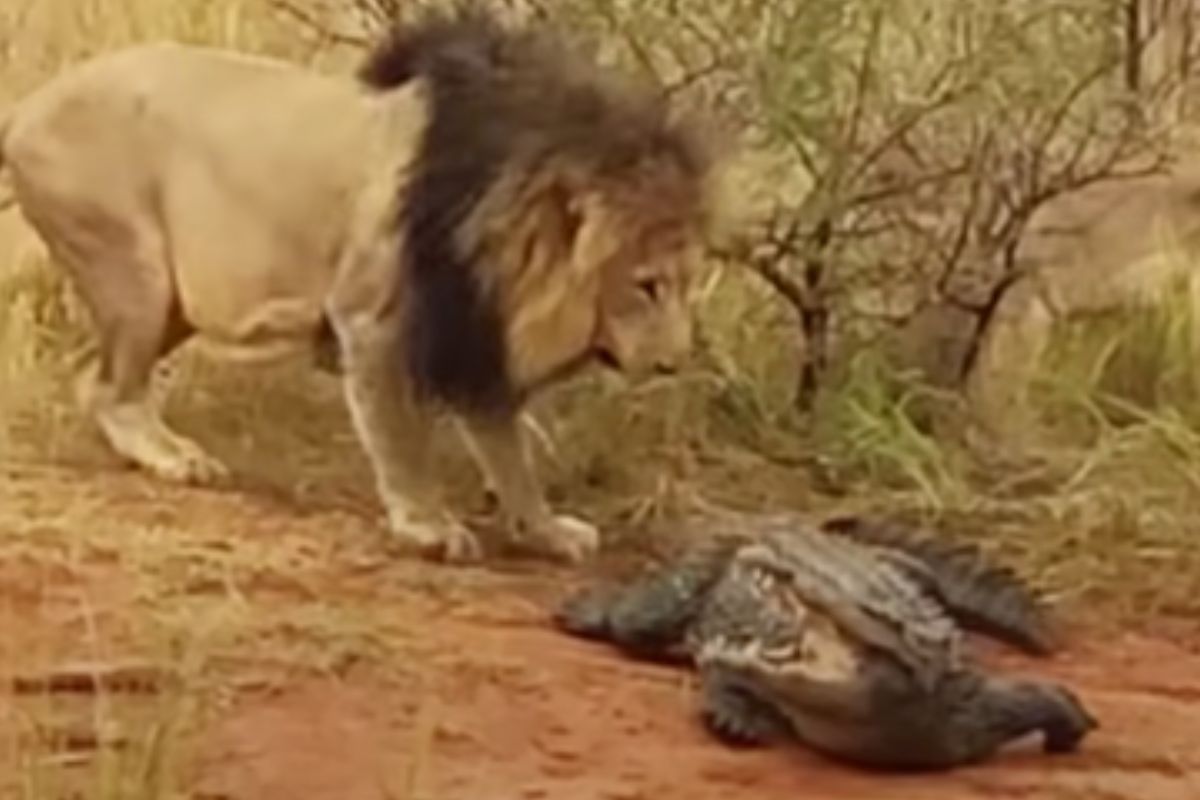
[653, 361, 679, 376]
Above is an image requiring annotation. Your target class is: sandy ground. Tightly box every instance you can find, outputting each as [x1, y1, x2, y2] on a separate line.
[1, 462, 1198, 800]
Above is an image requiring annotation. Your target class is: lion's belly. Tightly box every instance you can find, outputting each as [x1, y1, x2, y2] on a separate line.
[160, 153, 348, 348]
[139, 47, 380, 345]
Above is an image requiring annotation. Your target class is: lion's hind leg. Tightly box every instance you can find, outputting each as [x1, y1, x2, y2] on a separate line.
[33, 214, 227, 485]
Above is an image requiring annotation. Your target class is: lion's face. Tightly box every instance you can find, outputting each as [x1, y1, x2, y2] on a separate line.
[485, 155, 717, 394]
[590, 221, 701, 379]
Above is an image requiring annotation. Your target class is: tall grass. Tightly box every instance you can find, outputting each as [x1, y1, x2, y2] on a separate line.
[0, 4, 363, 796]
[1038, 272, 1200, 434]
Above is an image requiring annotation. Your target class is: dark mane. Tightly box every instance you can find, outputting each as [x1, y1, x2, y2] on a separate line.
[358, 3, 711, 414]
[357, 3, 512, 92]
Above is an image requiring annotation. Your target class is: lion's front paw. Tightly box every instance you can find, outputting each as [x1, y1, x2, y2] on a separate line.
[167, 436, 231, 485]
[386, 512, 483, 564]
[525, 514, 600, 564]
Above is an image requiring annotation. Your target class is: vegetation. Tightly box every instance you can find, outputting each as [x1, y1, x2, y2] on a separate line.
[2, 0, 1200, 795]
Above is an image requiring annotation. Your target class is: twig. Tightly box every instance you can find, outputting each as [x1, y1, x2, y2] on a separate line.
[10, 660, 173, 695]
[269, 0, 371, 48]
[841, 7, 884, 167]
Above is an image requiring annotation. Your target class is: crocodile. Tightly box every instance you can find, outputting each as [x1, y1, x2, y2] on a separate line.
[554, 513, 1098, 771]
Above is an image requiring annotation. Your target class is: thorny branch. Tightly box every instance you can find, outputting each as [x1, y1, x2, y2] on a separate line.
[268, 0, 370, 46]
[740, 2, 1188, 403]
[262, 0, 1193, 405]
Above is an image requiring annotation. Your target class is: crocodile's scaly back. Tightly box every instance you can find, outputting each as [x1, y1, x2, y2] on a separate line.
[734, 524, 964, 683]
[821, 516, 1057, 655]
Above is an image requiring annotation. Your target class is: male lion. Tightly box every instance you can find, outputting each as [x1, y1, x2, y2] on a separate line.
[0, 6, 723, 563]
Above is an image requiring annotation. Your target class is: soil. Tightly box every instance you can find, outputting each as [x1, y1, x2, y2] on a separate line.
[1, 462, 1198, 800]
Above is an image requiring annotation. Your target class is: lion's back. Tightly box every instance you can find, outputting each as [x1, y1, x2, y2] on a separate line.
[4, 41, 428, 342]
[7, 42, 377, 186]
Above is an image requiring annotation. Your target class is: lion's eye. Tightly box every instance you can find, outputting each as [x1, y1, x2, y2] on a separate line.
[636, 278, 661, 301]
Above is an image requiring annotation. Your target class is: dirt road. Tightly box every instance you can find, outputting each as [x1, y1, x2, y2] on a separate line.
[1, 463, 1197, 800]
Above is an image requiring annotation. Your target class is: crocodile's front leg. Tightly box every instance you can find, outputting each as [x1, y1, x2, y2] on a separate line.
[699, 667, 805, 746]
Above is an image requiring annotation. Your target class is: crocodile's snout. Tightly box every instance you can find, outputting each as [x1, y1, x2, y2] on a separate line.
[554, 585, 618, 638]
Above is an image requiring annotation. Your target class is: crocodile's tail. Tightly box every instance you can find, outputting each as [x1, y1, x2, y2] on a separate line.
[821, 515, 1058, 655]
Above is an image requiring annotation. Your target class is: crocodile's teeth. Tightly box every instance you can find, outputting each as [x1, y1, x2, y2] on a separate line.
[761, 641, 798, 663]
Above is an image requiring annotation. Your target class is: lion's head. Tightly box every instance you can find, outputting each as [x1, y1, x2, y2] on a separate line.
[361, 3, 726, 412]
[573, 178, 707, 380]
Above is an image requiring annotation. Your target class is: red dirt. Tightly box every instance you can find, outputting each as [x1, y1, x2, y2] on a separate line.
[2, 463, 1199, 800]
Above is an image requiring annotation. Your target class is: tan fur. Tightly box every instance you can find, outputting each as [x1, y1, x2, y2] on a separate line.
[0, 39, 720, 563]
[965, 157, 1200, 437]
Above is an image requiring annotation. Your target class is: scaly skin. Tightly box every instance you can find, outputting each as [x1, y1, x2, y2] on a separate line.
[819, 515, 1058, 654]
[553, 514, 1098, 771]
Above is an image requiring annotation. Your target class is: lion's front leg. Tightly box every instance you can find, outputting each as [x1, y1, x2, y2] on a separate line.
[456, 414, 599, 564]
[340, 342, 482, 563]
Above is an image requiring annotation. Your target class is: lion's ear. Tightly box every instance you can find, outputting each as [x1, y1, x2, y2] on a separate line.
[547, 180, 587, 247]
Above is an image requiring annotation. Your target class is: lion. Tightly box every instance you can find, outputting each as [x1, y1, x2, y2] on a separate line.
[0, 6, 724, 564]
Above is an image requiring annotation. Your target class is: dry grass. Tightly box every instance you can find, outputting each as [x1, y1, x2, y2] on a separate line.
[0, 461, 441, 799]
[0, 3, 383, 795]
[3, 0, 1200, 796]
[2, 0, 1198, 603]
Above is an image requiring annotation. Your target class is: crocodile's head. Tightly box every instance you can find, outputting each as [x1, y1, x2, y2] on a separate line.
[692, 547, 864, 688]
[688, 532, 971, 762]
